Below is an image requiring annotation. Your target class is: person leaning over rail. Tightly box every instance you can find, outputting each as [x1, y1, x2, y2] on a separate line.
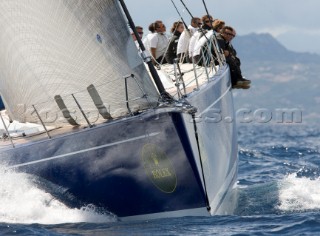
[228, 27, 251, 88]
[212, 19, 225, 33]
[149, 21, 169, 65]
[165, 21, 184, 64]
[189, 15, 213, 63]
[190, 14, 214, 66]
[176, 17, 202, 63]
[201, 14, 214, 31]
[216, 26, 251, 89]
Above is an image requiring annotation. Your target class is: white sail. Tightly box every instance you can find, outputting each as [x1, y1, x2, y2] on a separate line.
[0, 0, 159, 125]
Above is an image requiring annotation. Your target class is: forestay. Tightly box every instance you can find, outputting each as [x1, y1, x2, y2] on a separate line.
[0, 0, 159, 125]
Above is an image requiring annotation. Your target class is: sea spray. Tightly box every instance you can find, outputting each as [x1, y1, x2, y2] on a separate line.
[277, 173, 320, 212]
[0, 166, 116, 224]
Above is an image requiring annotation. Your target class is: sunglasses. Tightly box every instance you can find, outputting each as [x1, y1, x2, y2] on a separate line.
[225, 32, 235, 37]
[137, 32, 144, 35]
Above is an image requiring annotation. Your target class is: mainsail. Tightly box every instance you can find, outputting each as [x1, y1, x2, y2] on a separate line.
[0, 0, 159, 125]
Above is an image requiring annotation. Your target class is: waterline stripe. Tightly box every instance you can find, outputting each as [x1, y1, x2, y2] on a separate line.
[8, 132, 159, 169]
[121, 207, 209, 221]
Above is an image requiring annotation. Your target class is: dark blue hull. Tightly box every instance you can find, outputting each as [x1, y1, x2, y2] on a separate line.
[0, 96, 5, 110]
[1, 110, 209, 218]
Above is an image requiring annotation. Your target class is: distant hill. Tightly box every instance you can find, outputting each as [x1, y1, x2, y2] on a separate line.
[230, 33, 320, 123]
[233, 33, 320, 64]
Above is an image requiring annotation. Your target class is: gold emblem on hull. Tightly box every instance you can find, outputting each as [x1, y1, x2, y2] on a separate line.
[141, 144, 177, 193]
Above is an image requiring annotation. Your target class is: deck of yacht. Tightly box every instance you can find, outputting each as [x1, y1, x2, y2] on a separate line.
[0, 63, 221, 149]
[155, 63, 219, 98]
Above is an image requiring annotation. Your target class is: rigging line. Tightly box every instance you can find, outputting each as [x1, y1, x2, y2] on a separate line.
[201, 0, 225, 65]
[170, 0, 191, 64]
[170, 0, 189, 32]
[118, 0, 168, 99]
[176, 3, 213, 205]
[179, 0, 216, 63]
[179, 0, 195, 19]
[192, 113, 211, 212]
[202, 0, 212, 24]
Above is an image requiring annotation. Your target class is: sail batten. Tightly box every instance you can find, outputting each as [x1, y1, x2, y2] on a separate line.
[0, 0, 159, 124]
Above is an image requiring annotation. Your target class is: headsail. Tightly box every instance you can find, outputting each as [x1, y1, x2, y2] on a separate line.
[0, 0, 159, 125]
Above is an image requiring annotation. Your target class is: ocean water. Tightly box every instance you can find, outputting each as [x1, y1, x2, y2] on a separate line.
[1, 123, 320, 235]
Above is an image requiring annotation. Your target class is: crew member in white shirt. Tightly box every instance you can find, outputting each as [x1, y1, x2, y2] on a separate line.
[177, 17, 202, 62]
[149, 21, 169, 64]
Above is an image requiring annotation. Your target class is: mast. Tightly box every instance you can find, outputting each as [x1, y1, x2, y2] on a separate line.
[118, 0, 166, 97]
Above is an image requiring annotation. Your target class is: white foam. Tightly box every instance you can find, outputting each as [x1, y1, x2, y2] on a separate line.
[0, 167, 116, 224]
[277, 173, 320, 212]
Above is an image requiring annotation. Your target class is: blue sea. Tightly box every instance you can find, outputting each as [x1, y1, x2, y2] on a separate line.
[1, 123, 320, 235]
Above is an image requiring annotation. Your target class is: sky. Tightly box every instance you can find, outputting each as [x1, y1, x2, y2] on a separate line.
[126, 0, 320, 54]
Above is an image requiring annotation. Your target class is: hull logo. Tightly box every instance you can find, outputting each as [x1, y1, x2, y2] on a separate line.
[141, 144, 177, 193]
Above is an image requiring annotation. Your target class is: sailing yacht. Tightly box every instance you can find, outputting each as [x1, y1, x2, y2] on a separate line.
[0, 0, 238, 221]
